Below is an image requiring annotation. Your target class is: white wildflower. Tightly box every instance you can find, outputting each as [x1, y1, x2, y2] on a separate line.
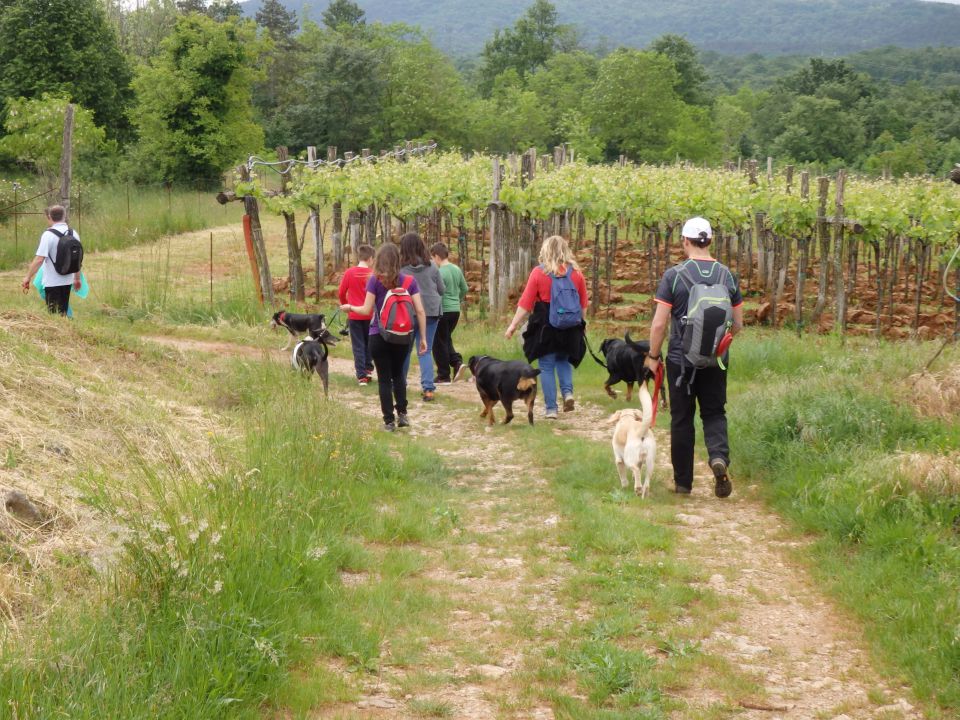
[210, 532, 222, 546]
[308, 546, 328, 560]
[254, 637, 280, 666]
[211, 580, 223, 595]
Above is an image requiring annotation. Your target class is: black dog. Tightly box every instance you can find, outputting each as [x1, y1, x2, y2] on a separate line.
[598, 332, 650, 401]
[292, 327, 338, 397]
[271, 310, 327, 350]
[468, 355, 541, 426]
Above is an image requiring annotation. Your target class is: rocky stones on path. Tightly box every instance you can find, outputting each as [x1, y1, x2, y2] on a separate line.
[675, 513, 705, 526]
[357, 695, 399, 709]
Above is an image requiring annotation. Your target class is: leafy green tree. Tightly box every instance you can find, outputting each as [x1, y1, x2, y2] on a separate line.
[713, 96, 753, 159]
[322, 0, 366, 31]
[478, 0, 578, 95]
[117, 0, 180, 62]
[772, 95, 865, 164]
[282, 24, 384, 151]
[380, 37, 471, 148]
[470, 70, 550, 152]
[130, 14, 264, 184]
[666, 105, 722, 163]
[0, 95, 106, 184]
[650, 34, 709, 105]
[0, 0, 132, 140]
[528, 51, 598, 147]
[256, 0, 299, 45]
[587, 49, 682, 161]
[175, 0, 240, 21]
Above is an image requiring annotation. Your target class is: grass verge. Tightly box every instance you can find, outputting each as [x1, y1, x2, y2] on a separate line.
[730, 332, 960, 715]
[0, 358, 453, 718]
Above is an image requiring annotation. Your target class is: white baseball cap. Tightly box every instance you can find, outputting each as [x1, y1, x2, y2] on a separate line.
[681, 216, 712, 240]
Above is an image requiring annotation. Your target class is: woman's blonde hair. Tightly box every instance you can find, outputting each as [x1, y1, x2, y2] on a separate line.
[538, 235, 578, 275]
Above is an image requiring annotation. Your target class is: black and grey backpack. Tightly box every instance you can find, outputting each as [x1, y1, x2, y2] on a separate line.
[677, 261, 733, 380]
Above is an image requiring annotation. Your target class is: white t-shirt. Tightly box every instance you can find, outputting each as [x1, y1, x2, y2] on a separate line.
[35, 223, 79, 287]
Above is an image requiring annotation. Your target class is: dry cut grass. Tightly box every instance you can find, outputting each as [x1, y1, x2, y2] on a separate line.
[0, 309, 229, 625]
[908, 362, 960, 421]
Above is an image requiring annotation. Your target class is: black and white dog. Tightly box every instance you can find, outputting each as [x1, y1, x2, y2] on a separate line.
[292, 327, 339, 398]
[271, 311, 327, 350]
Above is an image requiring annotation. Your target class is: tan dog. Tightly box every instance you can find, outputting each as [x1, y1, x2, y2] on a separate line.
[608, 383, 656, 497]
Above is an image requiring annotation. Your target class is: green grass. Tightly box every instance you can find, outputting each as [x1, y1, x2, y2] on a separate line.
[0, 181, 242, 270]
[0, 358, 453, 718]
[729, 332, 960, 714]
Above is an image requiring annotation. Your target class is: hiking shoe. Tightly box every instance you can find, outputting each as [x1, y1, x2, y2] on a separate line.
[673, 484, 692, 495]
[453, 364, 467, 382]
[397, 413, 409, 428]
[545, 409, 559, 420]
[382, 422, 396, 432]
[435, 378, 451, 385]
[711, 458, 732, 498]
[358, 376, 370, 386]
[562, 394, 575, 412]
[422, 391, 435, 402]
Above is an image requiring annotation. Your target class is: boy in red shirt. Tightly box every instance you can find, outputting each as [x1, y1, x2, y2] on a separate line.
[338, 245, 375, 384]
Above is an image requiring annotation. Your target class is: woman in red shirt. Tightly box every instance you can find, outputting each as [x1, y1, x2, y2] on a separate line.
[505, 235, 589, 419]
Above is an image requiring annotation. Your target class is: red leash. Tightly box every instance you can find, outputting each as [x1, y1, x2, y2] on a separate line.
[650, 363, 665, 426]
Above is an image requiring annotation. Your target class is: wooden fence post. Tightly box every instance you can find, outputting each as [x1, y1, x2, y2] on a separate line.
[834, 170, 847, 339]
[795, 171, 810, 335]
[307, 146, 324, 298]
[811, 177, 830, 325]
[488, 157, 501, 312]
[278, 146, 305, 301]
[328, 146, 343, 270]
[239, 164, 274, 305]
[59, 104, 74, 219]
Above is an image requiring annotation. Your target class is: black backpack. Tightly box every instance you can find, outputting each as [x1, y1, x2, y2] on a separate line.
[47, 227, 83, 275]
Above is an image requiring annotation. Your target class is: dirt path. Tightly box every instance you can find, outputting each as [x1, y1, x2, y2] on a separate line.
[142, 334, 924, 719]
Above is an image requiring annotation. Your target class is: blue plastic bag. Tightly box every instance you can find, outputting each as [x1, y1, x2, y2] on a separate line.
[33, 268, 88, 317]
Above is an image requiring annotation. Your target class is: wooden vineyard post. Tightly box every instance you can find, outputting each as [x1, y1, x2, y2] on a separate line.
[811, 177, 830, 325]
[278, 146, 305, 301]
[590, 223, 600, 319]
[344, 151, 359, 263]
[795, 171, 810, 336]
[239, 164, 274, 305]
[59, 103, 74, 218]
[488, 157, 501, 313]
[328, 146, 343, 270]
[834, 170, 847, 339]
[307, 146, 324, 299]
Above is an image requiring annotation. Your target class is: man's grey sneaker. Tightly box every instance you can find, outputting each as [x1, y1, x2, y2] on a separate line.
[562, 394, 575, 412]
[545, 409, 559, 420]
[382, 421, 396, 432]
[711, 458, 732, 498]
[453, 364, 467, 382]
[397, 413, 410, 428]
[673, 485, 692, 494]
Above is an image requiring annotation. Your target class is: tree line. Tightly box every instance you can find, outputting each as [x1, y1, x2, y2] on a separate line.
[0, 0, 958, 189]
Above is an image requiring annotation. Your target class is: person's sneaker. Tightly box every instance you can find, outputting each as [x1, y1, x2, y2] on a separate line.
[397, 413, 410, 428]
[562, 394, 575, 412]
[452, 364, 467, 382]
[382, 421, 396, 432]
[545, 409, 559, 420]
[435, 378, 452, 385]
[711, 458, 732, 498]
[358, 376, 370, 386]
[422, 391, 435, 402]
[673, 484, 692, 495]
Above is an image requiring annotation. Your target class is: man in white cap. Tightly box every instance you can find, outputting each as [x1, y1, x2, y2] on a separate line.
[643, 216, 744, 497]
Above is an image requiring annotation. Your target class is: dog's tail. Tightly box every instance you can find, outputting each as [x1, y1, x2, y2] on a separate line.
[636, 382, 654, 438]
[291, 341, 304, 370]
[516, 367, 541, 392]
[624, 331, 650, 354]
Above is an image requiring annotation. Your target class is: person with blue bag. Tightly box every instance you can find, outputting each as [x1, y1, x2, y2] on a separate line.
[504, 235, 589, 419]
[20, 205, 85, 315]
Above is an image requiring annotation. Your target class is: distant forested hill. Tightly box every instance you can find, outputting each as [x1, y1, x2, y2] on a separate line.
[241, 0, 960, 56]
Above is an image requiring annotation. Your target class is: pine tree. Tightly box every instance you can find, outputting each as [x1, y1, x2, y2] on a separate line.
[256, 0, 299, 44]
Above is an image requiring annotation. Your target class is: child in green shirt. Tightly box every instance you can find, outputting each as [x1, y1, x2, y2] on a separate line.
[430, 242, 469, 383]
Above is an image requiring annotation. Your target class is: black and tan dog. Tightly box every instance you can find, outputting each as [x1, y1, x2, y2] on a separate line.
[468, 355, 541, 426]
[599, 332, 653, 401]
[271, 310, 327, 350]
[291, 327, 338, 397]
